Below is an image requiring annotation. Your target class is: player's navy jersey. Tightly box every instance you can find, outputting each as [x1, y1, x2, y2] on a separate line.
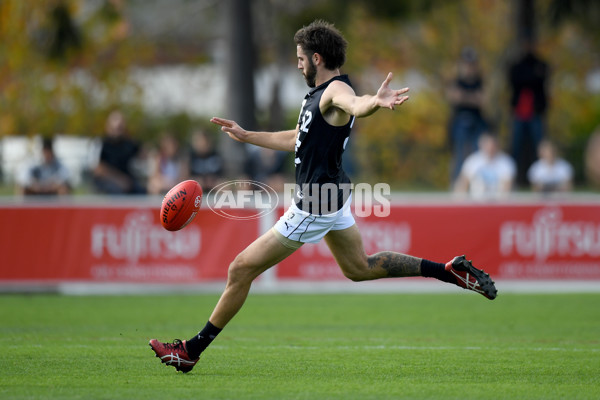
[294, 75, 355, 214]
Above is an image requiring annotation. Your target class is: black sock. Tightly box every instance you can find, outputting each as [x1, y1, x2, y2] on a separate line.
[420, 259, 456, 285]
[186, 321, 222, 359]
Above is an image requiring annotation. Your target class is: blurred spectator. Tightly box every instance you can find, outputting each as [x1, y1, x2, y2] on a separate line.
[454, 133, 516, 199]
[585, 127, 600, 188]
[508, 40, 549, 187]
[188, 130, 224, 191]
[16, 137, 71, 196]
[447, 47, 487, 183]
[246, 146, 288, 192]
[527, 140, 573, 193]
[92, 111, 145, 194]
[147, 133, 188, 195]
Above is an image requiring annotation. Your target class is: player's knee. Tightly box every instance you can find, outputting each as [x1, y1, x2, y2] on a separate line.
[227, 254, 256, 285]
[342, 269, 367, 282]
[340, 260, 370, 282]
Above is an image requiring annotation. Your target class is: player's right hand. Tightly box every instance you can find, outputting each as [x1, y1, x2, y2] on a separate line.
[210, 117, 248, 143]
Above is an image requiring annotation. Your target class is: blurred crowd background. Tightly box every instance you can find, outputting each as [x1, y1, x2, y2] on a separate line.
[1, 0, 600, 198]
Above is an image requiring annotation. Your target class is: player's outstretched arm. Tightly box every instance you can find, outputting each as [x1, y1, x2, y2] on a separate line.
[328, 72, 409, 118]
[210, 117, 297, 152]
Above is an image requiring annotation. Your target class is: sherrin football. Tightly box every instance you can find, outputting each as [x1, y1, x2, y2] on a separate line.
[160, 180, 203, 231]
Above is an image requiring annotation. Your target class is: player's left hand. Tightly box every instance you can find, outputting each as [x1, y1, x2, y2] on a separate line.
[376, 72, 409, 110]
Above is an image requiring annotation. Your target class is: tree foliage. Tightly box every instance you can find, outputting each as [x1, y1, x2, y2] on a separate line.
[324, 0, 599, 188]
[1, 0, 598, 188]
[0, 0, 152, 138]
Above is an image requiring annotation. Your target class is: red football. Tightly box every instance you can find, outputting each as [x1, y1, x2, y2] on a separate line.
[160, 180, 203, 231]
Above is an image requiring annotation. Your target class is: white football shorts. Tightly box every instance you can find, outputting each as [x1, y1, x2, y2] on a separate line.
[272, 194, 355, 248]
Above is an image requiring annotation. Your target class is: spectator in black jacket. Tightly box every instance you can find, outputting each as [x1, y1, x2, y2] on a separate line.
[92, 111, 145, 195]
[508, 40, 550, 187]
[447, 47, 487, 184]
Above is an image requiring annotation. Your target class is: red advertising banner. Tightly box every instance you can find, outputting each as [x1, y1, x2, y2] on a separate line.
[1, 200, 599, 287]
[0, 204, 257, 283]
[277, 202, 600, 281]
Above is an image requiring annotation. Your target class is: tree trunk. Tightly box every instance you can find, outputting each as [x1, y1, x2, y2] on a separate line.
[220, 0, 257, 178]
[515, 0, 535, 42]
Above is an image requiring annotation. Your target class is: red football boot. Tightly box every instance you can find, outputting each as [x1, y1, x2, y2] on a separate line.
[445, 255, 497, 300]
[149, 339, 199, 373]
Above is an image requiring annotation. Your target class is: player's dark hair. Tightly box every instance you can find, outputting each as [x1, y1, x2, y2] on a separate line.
[294, 20, 347, 70]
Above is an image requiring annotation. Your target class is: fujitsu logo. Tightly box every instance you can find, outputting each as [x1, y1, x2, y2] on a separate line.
[499, 207, 600, 261]
[91, 211, 201, 263]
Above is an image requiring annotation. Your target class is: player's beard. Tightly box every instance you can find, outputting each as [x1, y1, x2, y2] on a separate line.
[303, 58, 317, 88]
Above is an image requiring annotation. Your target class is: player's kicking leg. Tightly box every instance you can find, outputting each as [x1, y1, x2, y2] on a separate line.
[324, 224, 497, 299]
[149, 229, 298, 373]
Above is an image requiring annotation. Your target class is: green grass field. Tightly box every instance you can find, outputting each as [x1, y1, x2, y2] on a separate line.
[1, 292, 599, 399]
